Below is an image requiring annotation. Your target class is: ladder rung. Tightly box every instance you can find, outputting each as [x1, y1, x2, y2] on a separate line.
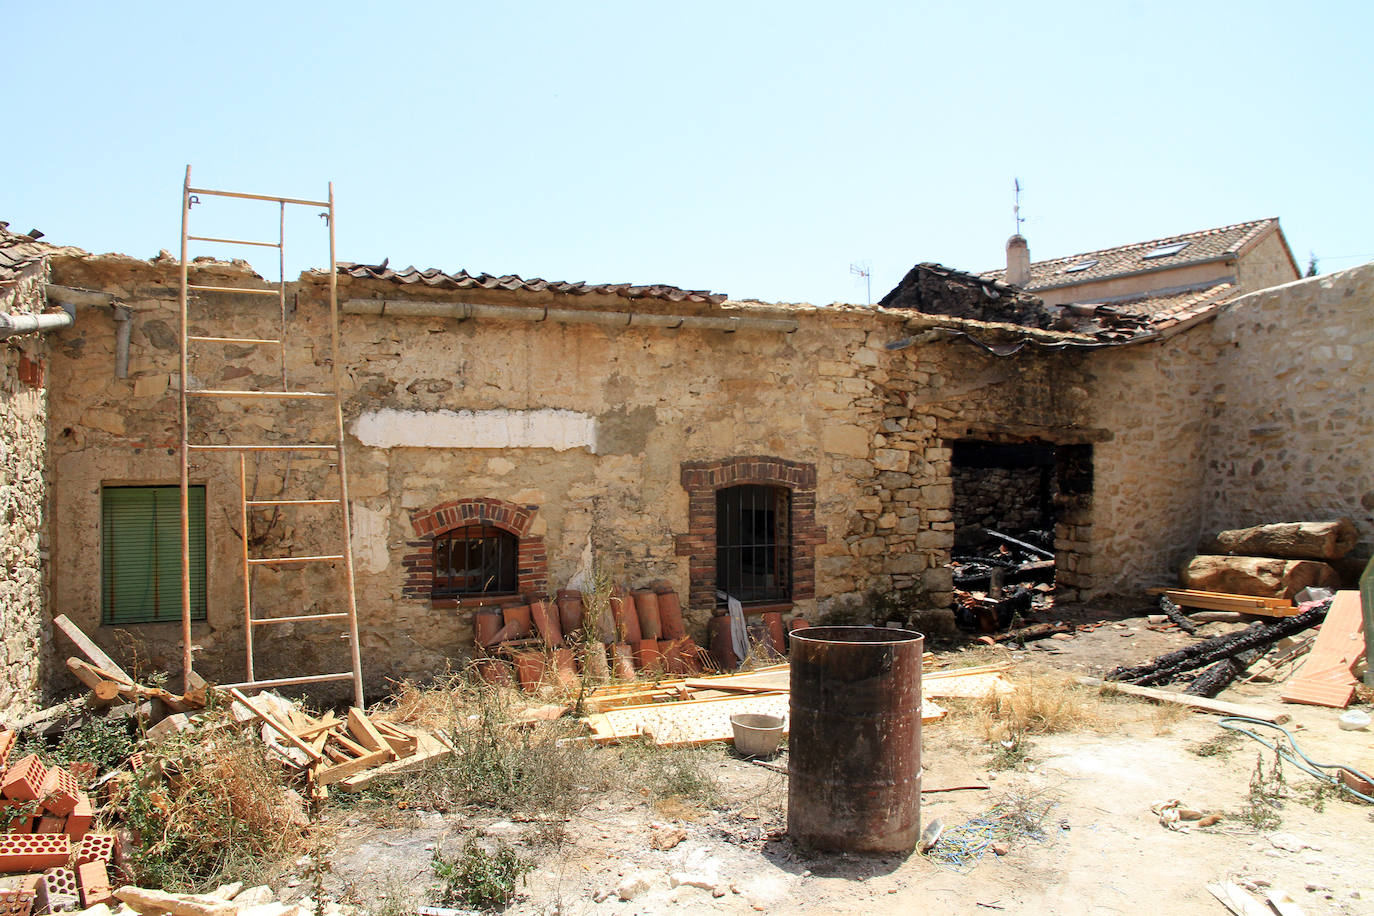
[186, 389, 334, 399]
[188, 444, 338, 452]
[246, 498, 342, 506]
[221, 672, 354, 691]
[247, 554, 345, 565]
[188, 284, 281, 296]
[250, 613, 349, 626]
[188, 186, 330, 208]
[187, 235, 282, 249]
[188, 335, 282, 345]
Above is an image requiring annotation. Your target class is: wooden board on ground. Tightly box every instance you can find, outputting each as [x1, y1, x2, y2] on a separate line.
[584, 693, 946, 747]
[922, 671, 1014, 699]
[1078, 677, 1290, 724]
[1147, 588, 1297, 616]
[336, 730, 453, 792]
[1280, 590, 1365, 708]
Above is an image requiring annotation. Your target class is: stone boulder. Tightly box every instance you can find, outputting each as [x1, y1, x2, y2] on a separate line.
[1181, 555, 1341, 599]
[1198, 519, 1358, 561]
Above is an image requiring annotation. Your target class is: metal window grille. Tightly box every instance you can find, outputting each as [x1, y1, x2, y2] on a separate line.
[716, 485, 791, 604]
[432, 525, 518, 597]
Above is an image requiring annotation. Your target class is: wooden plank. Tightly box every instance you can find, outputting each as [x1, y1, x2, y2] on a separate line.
[336, 732, 453, 792]
[330, 731, 372, 758]
[53, 615, 134, 683]
[1281, 591, 1365, 708]
[1147, 588, 1296, 616]
[1078, 677, 1291, 724]
[346, 708, 393, 756]
[372, 720, 420, 757]
[1206, 882, 1270, 916]
[290, 715, 342, 740]
[586, 693, 945, 748]
[226, 688, 323, 763]
[314, 747, 393, 785]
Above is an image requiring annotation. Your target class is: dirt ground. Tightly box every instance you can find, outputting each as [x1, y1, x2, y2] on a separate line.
[312, 602, 1374, 915]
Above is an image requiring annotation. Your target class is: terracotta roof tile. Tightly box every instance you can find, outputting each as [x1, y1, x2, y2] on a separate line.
[338, 261, 727, 305]
[0, 222, 49, 286]
[980, 219, 1277, 290]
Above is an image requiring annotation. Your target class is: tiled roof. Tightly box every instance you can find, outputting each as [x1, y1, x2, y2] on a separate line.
[0, 222, 49, 286]
[980, 218, 1278, 290]
[878, 262, 1053, 327]
[339, 260, 727, 305]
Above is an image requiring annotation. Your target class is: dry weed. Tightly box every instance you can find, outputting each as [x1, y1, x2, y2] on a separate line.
[120, 713, 315, 890]
[969, 668, 1105, 743]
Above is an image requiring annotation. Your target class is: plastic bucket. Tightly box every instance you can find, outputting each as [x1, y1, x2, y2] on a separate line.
[731, 713, 786, 758]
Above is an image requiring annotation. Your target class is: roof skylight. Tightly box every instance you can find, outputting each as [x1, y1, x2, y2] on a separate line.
[1063, 259, 1099, 273]
[1142, 242, 1190, 259]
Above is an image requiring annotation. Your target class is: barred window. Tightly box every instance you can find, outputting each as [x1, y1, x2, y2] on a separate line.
[716, 485, 791, 604]
[433, 524, 518, 597]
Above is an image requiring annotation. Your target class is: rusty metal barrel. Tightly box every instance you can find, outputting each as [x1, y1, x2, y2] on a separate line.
[787, 625, 924, 853]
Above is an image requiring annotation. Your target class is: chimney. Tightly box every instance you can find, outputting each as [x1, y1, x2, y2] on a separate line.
[1006, 234, 1031, 287]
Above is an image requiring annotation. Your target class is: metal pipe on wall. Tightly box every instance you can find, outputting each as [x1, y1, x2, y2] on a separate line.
[113, 305, 133, 378]
[0, 309, 73, 340]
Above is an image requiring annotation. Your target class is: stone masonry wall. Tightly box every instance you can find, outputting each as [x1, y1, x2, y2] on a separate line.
[43, 247, 1350, 697]
[1203, 264, 1374, 573]
[0, 268, 50, 717]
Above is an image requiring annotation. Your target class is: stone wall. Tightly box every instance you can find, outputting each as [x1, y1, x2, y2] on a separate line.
[0, 268, 50, 717]
[1203, 264, 1374, 573]
[41, 246, 1356, 697]
[952, 465, 1048, 547]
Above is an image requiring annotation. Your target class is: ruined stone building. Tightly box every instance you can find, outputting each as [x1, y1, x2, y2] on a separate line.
[1, 215, 1369, 707]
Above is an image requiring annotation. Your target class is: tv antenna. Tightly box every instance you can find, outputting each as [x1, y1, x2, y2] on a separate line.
[1014, 177, 1025, 237]
[850, 261, 872, 305]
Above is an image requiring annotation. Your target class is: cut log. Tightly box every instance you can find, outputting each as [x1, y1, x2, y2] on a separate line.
[1199, 519, 1358, 561]
[1107, 599, 1330, 686]
[1181, 556, 1339, 599]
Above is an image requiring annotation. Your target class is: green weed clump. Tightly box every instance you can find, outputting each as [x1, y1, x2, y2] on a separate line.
[433, 834, 532, 909]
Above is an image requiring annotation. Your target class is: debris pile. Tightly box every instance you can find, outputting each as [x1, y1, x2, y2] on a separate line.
[952, 529, 1055, 634]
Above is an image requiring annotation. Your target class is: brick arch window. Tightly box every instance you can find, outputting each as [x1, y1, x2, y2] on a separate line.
[404, 498, 547, 606]
[676, 457, 823, 611]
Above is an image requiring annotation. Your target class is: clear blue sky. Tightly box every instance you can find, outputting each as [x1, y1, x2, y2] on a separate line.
[6, 1, 1372, 304]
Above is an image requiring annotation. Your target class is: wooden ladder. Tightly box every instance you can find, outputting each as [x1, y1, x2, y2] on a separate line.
[177, 165, 364, 705]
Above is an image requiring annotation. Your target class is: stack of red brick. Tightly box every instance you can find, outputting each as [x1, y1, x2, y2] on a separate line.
[474, 582, 706, 691]
[0, 730, 117, 913]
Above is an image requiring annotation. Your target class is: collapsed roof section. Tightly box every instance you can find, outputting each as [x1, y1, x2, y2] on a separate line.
[878, 262, 1239, 352]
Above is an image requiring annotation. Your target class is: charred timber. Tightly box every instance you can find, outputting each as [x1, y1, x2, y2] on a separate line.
[992, 621, 1070, 644]
[1183, 647, 1263, 697]
[1161, 596, 1197, 635]
[1106, 599, 1330, 687]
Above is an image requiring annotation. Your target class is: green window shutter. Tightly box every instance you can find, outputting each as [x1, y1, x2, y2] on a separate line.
[102, 486, 206, 624]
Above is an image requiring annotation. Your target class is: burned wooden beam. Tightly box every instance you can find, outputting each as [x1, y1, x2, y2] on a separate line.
[1107, 598, 1331, 687]
[1161, 596, 1197, 635]
[983, 528, 1054, 559]
[1183, 647, 1263, 698]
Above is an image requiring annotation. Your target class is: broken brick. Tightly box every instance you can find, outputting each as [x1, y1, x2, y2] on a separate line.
[1, 756, 48, 802]
[63, 795, 93, 842]
[75, 832, 116, 865]
[0, 833, 70, 871]
[0, 730, 14, 767]
[75, 860, 113, 907]
[35, 815, 65, 834]
[40, 768, 81, 817]
[0, 889, 35, 916]
[36, 868, 78, 914]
